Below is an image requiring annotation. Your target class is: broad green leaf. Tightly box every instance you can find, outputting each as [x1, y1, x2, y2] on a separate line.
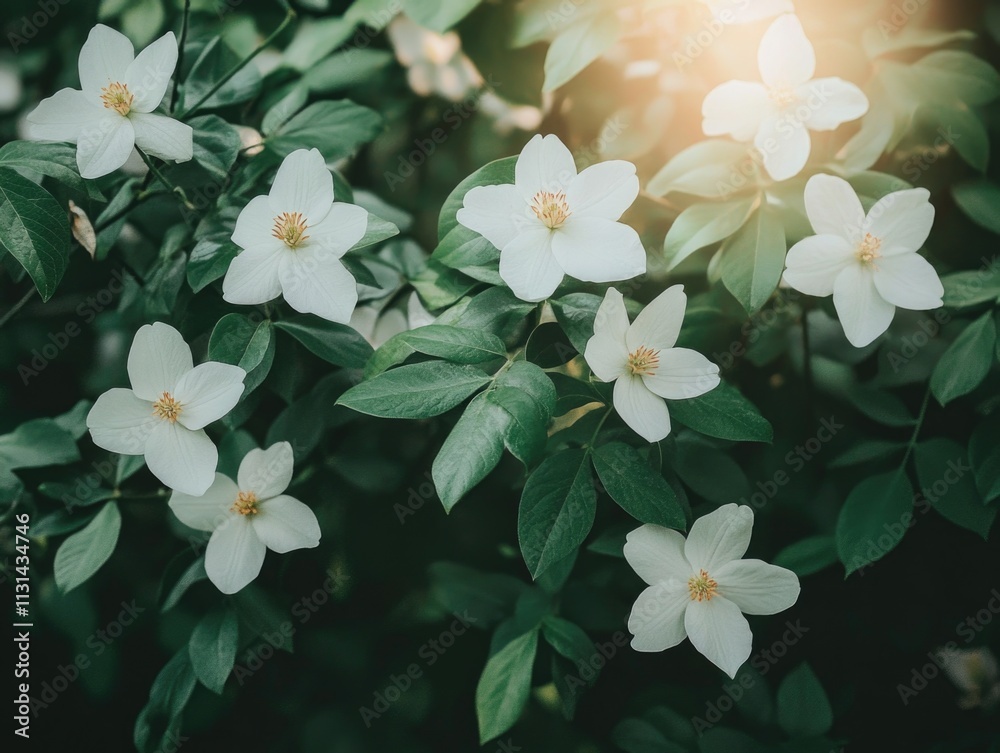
[930, 311, 996, 405]
[487, 387, 548, 465]
[664, 197, 758, 270]
[543, 10, 621, 92]
[541, 616, 593, 664]
[970, 414, 1000, 503]
[431, 224, 501, 284]
[401, 0, 483, 32]
[432, 394, 508, 512]
[476, 629, 539, 743]
[846, 387, 916, 427]
[303, 48, 395, 94]
[187, 237, 239, 293]
[134, 648, 196, 753]
[428, 562, 526, 628]
[776, 663, 833, 738]
[53, 501, 121, 593]
[647, 140, 758, 198]
[953, 180, 1000, 235]
[592, 442, 685, 529]
[0, 141, 99, 199]
[915, 438, 995, 539]
[189, 609, 240, 694]
[189, 115, 241, 179]
[261, 86, 308, 135]
[668, 381, 772, 443]
[913, 50, 1000, 106]
[551, 292, 604, 354]
[518, 449, 597, 579]
[941, 268, 1000, 308]
[438, 156, 517, 240]
[266, 101, 383, 159]
[921, 104, 989, 171]
[0, 418, 79, 470]
[672, 434, 750, 504]
[772, 536, 838, 578]
[836, 471, 913, 576]
[161, 557, 208, 611]
[366, 324, 506, 377]
[525, 321, 577, 368]
[275, 315, 374, 369]
[720, 206, 786, 314]
[183, 37, 262, 111]
[0, 167, 72, 301]
[351, 213, 400, 252]
[208, 314, 275, 394]
[411, 260, 478, 309]
[338, 362, 491, 418]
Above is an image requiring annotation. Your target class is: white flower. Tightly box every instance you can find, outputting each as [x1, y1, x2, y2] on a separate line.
[386, 14, 482, 101]
[701, 0, 794, 25]
[584, 286, 719, 443]
[940, 647, 1000, 710]
[351, 291, 435, 348]
[168, 442, 321, 595]
[782, 174, 943, 348]
[701, 14, 868, 181]
[86, 323, 245, 496]
[457, 134, 646, 302]
[223, 148, 370, 324]
[25, 24, 193, 179]
[478, 91, 544, 135]
[625, 504, 800, 678]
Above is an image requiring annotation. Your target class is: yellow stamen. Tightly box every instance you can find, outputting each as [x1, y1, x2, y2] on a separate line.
[272, 212, 310, 248]
[151, 392, 182, 423]
[767, 86, 797, 108]
[531, 191, 571, 229]
[230, 491, 259, 516]
[856, 232, 882, 266]
[688, 569, 719, 602]
[100, 82, 134, 116]
[626, 346, 660, 376]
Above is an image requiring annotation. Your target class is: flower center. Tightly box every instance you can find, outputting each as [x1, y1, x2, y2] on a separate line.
[531, 191, 571, 229]
[230, 491, 259, 516]
[626, 346, 660, 376]
[151, 392, 183, 423]
[100, 82, 134, 116]
[856, 232, 882, 266]
[688, 569, 719, 602]
[272, 212, 310, 248]
[767, 86, 797, 108]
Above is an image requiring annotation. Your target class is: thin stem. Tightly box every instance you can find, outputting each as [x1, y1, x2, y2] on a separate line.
[0, 287, 38, 328]
[137, 149, 194, 209]
[178, 7, 296, 119]
[900, 385, 932, 469]
[801, 305, 814, 409]
[585, 406, 615, 452]
[170, 0, 192, 113]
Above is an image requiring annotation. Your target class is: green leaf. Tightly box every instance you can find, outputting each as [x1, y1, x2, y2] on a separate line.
[518, 449, 597, 579]
[187, 237, 239, 293]
[0, 418, 80, 470]
[431, 224, 501, 283]
[184, 37, 262, 111]
[592, 442, 686, 529]
[551, 292, 604, 354]
[338, 362, 492, 418]
[366, 324, 506, 377]
[401, 0, 483, 32]
[189, 115, 241, 178]
[543, 10, 621, 92]
[922, 104, 990, 171]
[836, 470, 913, 576]
[664, 197, 757, 270]
[647, 140, 757, 198]
[275, 315, 374, 369]
[913, 50, 1000, 106]
[351, 213, 400, 252]
[930, 311, 996, 405]
[612, 718, 689, 753]
[668, 381, 772, 443]
[0, 167, 72, 301]
[846, 387, 916, 427]
[487, 387, 549, 465]
[915, 438, 995, 539]
[134, 648, 197, 753]
[261, 86, 308, 135]
[476, 629, 539, 743]
[720, 206, 786, 314]
[189, 609, 240, 694]
[776, 663, 833, 738]
[432, 394, 508, 512]
[161, 557, 207, 611]
[266, 100, 382, 159]
[526, 321, 578, 368]
[208, 314, 275, 394]
[428, 562, 526, 629]
[438, 156, 517, 240]
[941, 268, 1000, 308]
[541, 616, 593, 665]
[772, 536, 838, 578]
[970, 414, 1000, 503]
[953, 180, 1000, 235]
[53, 501, 121, 593]
[0, 141, 98, 199]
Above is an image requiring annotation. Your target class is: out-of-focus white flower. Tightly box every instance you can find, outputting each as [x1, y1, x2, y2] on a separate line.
[625, 504, 800, 678]
[0, 61, 22, 112]
[701, 0, 794, 25]
[584, 286, 719, 442]
[701, 14, 868, 181]
[782, 174, 943, 347]
[940, 647, 1000, 710]
[351, 291, 435, 348]
[387, 15, 482, 101]
[478, 91, 544, 135]
[26, 24, 192, 178]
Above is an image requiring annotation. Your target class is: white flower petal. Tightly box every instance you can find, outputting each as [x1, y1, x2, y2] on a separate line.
[552, 217, 646, 284]
[25, 88, 99, 142]
[279, 252, 358, 323]
[684, 597, 753, 678]
[233, 195, 281, 250]
[306, 202, 368, 257]
[865, 188, 934, 255]
[78, 24, 134, 97]
[624, 524, 691, 585]
[684, 503, 753, 573]
[238, 442, 294, 500]
[755, 115, 811, 182]
[130, 112, 192, 163]
[144, 422, 217, 496]
[76, 113, 134, 179]
[124, 31, 177, 112]
[626, 285, 687, 352]
[804, 174, 865, 243]
[168, 473, 239, 532]
[592, 286, 630, 340]
[706, 0, 794, 24]
[715, 559, 800, 615]
[173, 362, 246, 430]
[833, 264, 896, 347]
[584, 333, 628, 382]
[222, 244, 285, 305]
[783, 235, 857, 297]
[252, 494, 321, 553]
[613, 376, 672, 443]
[800, 77, 869, 131]
[642, 348, 720, 400]
[457, 183, 532, 248]
[127, 322, 193, 400]
[873, 254, 944, 311]
[758, 14, 815, 88]
[268, 148, 334, 220]
[86, 388, 156, 454]
[205, 515, 266, 594]
[514, 133, 577, 201]
[566, 160, 639, 221]
[628, 583, 690, 652]
[701, 80, 771, 142]
[497, 227, 563, 302]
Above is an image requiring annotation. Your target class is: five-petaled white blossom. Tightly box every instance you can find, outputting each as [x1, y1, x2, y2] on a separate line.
[625, 504, 800, 678]
[584, 286, 720, 443]
[701, 0, 794, 25]
[223, 148, 370, 324]
[701, 14, 868, 181]
[386, 14, 482, 102]
[782, 174, 944, 347]
[168, 442, 321, 595]
[457, 134, 646, 302]
[26, 24, 192, 179]
[86, 323, 246, 496]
